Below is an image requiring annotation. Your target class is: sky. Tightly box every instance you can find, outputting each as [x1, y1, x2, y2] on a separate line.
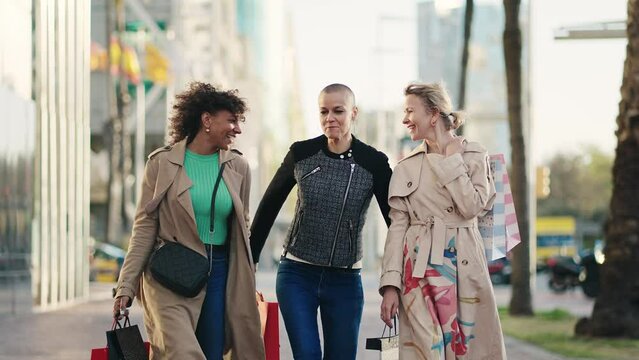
[286, 0, 627, 165]
[530, 0, 626, 163]
[286, 0, 418, 132]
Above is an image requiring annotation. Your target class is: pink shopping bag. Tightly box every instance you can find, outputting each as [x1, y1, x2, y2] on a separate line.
[478, 154, 521, 260]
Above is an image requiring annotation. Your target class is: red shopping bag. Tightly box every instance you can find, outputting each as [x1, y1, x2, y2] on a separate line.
[264, 302, 280, 360]
[90, 347, 109, 360]
[478, 154, 521, 260]
[257, 292, 280, 360]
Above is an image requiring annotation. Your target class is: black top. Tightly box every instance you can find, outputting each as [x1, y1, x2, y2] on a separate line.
[250, 135, 392, 265]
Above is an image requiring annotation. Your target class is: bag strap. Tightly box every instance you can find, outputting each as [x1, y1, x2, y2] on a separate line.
[111, 315, 132, 330]
[209, 162, 227, 240]
[207, 162, 228, 275]
[381, 316, 398, 338]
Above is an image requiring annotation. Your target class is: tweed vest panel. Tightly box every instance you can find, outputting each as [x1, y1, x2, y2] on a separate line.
[285, 150, 374, 267]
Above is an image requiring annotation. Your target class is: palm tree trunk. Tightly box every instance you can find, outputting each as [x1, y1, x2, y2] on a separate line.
[503, 0, 533, 316]
[576, 0, 639, 338]
[458, 0, 474, 136]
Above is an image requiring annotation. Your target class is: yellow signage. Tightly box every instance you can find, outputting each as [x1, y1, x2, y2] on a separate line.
[536, 216, 576, 235]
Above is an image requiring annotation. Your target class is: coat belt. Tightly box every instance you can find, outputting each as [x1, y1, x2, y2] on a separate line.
[409, 215, 475, 278]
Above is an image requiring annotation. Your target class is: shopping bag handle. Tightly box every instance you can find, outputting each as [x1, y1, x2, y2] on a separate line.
[111, 314, 132, 330]
[381, 316, 397, 338]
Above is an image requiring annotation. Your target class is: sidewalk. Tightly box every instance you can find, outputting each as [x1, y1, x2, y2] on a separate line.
[493, 273, 595, 318]
[0, 273, 575, 360]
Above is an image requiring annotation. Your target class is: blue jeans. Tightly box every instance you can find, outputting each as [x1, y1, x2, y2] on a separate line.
[276, 258, 364, 360]
[196, 246, 228, 360]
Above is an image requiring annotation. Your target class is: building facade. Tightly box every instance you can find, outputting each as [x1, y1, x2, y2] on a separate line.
[0, 0, 91, 314]
[417, 0, 530, 162]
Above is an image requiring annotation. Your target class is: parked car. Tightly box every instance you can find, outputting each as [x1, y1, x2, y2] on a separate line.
[488, 257, 511, 284]
[89, 241, 126, 282]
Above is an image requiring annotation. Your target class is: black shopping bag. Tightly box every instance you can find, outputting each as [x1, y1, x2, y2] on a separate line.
[106, 315, 148, 360]
[366, 317, 399, 360]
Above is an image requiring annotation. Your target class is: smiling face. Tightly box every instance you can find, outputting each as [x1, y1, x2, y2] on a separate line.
[201, 110, 243, 150]
[403, 94, 436, 141]
[318, 90, 357, 141]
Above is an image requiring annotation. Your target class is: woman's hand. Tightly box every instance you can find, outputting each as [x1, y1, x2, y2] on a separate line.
[113, 296, 131, 319]
[380, 286, 400, 327]
[444, 136, 466, 157]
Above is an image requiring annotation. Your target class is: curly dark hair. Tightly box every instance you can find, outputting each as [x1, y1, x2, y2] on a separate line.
[167, 82, 248, 145]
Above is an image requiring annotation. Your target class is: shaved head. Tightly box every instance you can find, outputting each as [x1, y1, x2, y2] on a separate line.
[319, 83, 356, 107]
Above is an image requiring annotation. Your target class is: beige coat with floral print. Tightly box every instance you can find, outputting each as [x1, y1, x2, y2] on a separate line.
[380, 141, 506, 360]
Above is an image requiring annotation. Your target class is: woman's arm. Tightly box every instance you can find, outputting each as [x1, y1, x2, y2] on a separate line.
[379, 196, 410, 294]
[373, 154, 393, 227]
[114, 157, 160, 305]
[249, 150, 296, 264]
[430, 149, 495, 219]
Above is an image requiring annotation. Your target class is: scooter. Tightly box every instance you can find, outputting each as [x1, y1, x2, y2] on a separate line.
[546, 251, 600, 298]
[547, 255, 581, 293]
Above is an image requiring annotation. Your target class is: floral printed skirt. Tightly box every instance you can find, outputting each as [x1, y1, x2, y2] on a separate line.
[398, 233, 506, 360]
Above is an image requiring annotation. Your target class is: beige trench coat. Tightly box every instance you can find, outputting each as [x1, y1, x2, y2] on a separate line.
[380, 141, 506, 360]
[115, 139, 265, 360]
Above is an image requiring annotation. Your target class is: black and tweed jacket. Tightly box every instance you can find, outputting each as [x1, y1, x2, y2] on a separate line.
[250, 135, 392, 267]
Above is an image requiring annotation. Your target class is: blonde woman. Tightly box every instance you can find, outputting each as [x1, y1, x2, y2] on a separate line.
[379, 83, 506, 359]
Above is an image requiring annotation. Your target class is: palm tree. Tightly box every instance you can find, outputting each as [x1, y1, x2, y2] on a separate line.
[576, 0, 639, 338]
[458, 0, 474, 136]
[503, 0, 533, 316]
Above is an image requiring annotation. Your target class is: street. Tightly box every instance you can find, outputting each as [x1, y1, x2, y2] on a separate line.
[0, 271, 592, 360]
[257, 271, 593, 359]
[493, 272, 595, 318]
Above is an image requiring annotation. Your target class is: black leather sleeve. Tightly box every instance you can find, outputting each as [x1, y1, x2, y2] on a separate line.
[373, 153, 392, 227]
[249, 150, 296, 264]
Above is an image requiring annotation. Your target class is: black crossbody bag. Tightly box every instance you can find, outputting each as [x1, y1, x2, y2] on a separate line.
[148, 163, 227, 298]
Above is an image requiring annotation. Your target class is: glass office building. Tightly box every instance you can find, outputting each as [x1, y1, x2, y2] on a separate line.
[0, 0, 91, 314]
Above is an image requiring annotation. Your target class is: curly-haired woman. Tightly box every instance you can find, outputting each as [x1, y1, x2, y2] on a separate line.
[112, 82, 264, 360]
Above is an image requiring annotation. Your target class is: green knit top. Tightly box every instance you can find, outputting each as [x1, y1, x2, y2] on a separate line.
[184, 150, 233, 245]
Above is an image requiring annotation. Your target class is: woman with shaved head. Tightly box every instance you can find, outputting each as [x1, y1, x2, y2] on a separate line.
[251, 84, 392, 359]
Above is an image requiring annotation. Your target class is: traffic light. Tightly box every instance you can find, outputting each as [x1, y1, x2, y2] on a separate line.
[536, 166, 551, 199]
